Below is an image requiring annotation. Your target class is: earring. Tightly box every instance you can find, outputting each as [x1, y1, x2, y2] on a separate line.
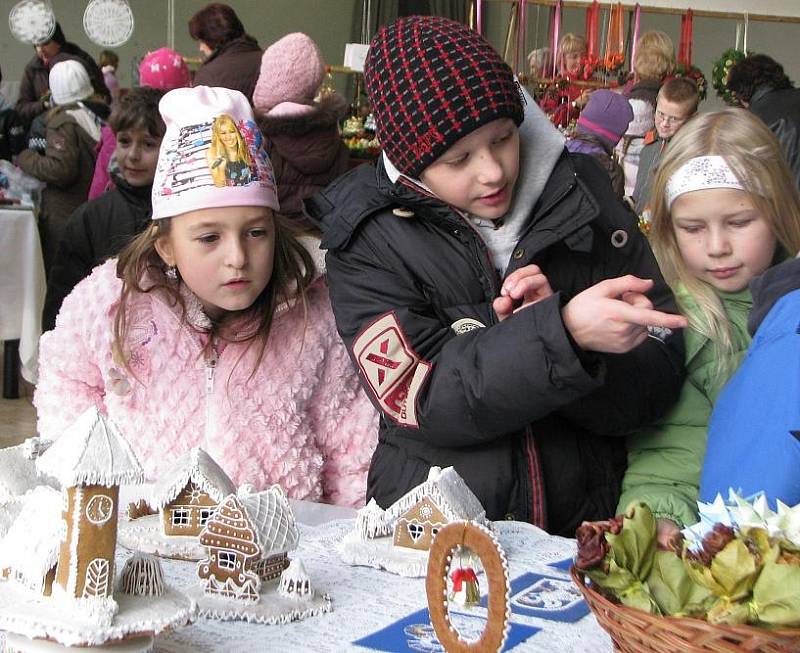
[165, 266, 178, 280]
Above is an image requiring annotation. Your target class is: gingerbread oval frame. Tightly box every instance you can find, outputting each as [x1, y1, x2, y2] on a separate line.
[425, 521, 511, 653]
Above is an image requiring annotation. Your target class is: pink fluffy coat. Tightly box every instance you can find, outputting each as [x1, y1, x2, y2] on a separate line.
[35, 259, 378, 508]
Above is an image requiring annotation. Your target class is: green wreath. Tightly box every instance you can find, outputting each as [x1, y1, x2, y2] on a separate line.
[712, 48, 747, 105]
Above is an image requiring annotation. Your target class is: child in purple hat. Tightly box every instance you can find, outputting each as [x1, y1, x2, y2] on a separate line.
[567, 89, 633, 197]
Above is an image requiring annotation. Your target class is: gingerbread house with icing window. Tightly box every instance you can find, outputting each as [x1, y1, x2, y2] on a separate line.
[150, 447, 236, 537]
[358, 466, 488, 552]
[35, 406, 144, 619]
[197, 485, 299, 603]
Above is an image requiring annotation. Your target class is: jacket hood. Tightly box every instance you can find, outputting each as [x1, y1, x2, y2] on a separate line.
[748, 256, 800, 334]
[257, 95, 348, 175]
[256, 93, 346, 137]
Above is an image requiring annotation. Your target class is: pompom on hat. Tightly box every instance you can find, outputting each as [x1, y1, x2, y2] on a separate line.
[138, 48, 191, 91]
[364, 16, 524, 179]
[151, 86, 279, 220]
[49, 60, 93, 105]
[253, 33, 325, 117]
[576, 89, 633, 149]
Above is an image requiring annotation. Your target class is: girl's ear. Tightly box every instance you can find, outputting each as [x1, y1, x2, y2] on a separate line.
[154, 234, 176, 267]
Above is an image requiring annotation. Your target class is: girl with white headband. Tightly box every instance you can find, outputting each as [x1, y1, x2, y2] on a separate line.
[618, 108, 800, 546]
[34, 86, 378, 508]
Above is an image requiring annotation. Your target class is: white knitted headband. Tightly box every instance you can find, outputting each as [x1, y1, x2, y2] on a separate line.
[665, 155, 746, 209]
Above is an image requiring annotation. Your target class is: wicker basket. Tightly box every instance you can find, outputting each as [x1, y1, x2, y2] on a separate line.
[570, 566, 800, 653]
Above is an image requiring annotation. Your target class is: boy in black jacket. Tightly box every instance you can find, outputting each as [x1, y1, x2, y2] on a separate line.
[42, 87, 165, 330]
[307, 17, 687, 536]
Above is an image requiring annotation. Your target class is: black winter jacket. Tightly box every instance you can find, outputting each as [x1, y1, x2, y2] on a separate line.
[42, 177, 152, 331]
[307, 152, 685, 537]
[748, 85, 800, 190]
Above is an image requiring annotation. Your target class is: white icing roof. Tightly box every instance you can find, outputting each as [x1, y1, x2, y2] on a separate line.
[383, 466, 488, 525]
[0, 486, 62, 585]
[0, 499, 24, 539]
[241, 486, 299, 555]
[150, 447, 235, 509]
[0, 443, 46, 502]
[36, 406, 145, 487]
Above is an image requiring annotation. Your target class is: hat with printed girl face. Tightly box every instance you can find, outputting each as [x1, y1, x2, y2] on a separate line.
[151, 85, 279, 220]
[364, 15, 524, 179]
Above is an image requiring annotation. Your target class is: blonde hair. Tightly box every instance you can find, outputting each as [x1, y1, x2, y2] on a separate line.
[649, 108, 800, 377]
[636, 30, 674, 63]
[207, 114, 253, 187]
[557, 33, 586, 74]
[113, 213, 315, 381]
[633, 46, 673, 82]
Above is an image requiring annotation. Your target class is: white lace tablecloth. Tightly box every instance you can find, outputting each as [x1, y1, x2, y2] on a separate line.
[152, 519, 613, 653]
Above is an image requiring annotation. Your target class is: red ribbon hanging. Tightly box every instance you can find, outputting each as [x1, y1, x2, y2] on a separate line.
[678, 9, 694, 68]
[603, 2, 625, 70]
[584, 1, 600, 59]
[450, 567, 478, 591]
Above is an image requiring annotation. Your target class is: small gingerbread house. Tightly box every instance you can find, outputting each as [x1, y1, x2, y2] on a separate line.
[36, 406, 144, 605]
[151, 447, 236, 537]
[384, 466, 488, 551]
[197, 493, 262, 602]
[197, 486, 299, 603]
[0, 486, 62, 594]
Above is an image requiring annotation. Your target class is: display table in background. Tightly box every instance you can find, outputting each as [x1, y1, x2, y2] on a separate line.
[0, 207, 45, 398]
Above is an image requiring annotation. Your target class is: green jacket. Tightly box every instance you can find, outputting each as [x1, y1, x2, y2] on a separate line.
[617, 284, 752, 525]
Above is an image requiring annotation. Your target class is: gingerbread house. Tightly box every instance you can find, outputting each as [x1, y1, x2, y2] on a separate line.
[151, 447, 236, 537]
[197, 486, 299, 603]
[35, 406, 144, 610]
[0, 438, 57, 504]
[383, 466, 488, 551]
[0, 486, 62, 594]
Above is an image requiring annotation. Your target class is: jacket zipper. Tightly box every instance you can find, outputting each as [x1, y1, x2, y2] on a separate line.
[204, 341, 218, 449]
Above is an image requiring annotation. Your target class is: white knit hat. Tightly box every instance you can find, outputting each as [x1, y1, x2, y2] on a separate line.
[151, 86, 279, 220]
[49, 60, 93, 105]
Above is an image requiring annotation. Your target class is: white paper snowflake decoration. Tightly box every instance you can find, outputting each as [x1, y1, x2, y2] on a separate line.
[83, 0, 134, 47]
[8, 0, 56, 45]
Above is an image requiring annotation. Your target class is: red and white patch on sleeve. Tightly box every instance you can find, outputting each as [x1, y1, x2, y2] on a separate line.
[353, 312, 431, 429]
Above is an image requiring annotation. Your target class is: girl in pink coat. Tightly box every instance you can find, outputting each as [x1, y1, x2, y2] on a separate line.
[35, 86, 378, 508]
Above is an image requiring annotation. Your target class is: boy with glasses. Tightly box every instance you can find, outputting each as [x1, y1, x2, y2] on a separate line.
[632, 77, 699, 219]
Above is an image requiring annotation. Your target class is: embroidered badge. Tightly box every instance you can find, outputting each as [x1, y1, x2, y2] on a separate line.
[353, 313, 431, 428]
[451, 318, 485, 335]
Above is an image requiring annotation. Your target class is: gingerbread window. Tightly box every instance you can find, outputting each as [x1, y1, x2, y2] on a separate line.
[171, 508, 190, 527]
[407, 522, 424, 542]
[199, 508, 214, 526]
[218, 550, 237, 570]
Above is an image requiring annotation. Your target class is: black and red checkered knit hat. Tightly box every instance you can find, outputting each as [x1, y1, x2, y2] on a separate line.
[364, 15, 524, 179]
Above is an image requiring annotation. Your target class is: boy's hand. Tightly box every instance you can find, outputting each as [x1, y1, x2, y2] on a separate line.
[561, 276, 688, 353]
[493, 265, 553, 321]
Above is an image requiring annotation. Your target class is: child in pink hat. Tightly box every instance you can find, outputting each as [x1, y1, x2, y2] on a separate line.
[138, 47, 191, 91]
[89, 48, 192, 200]
[253, 33, 348, 232]
[35, 85, 378, 508]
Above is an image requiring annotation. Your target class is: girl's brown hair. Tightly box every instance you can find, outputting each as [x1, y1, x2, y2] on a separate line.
[113, 212, 315, 379]
[649, 108, 800, 377]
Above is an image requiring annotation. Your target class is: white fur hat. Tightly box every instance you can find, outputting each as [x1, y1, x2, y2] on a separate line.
[49, 60, 93, 105]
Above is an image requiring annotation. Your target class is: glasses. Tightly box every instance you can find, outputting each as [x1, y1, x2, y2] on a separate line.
[655, 109, 688, 126]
